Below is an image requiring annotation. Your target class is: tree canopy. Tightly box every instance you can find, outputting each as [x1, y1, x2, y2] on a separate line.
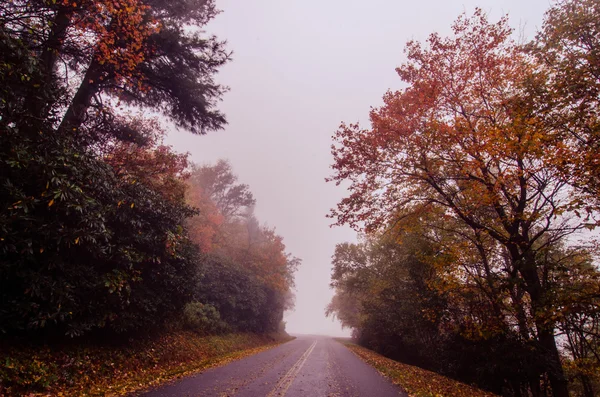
[328, 3, 600, 396]
[0, 0, 298, 340]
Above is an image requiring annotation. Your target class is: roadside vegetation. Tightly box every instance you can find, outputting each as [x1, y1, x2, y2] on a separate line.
[1, 332, 292, 396]
[341, 341, 497, 397]
[327, 1, 600, 397]
[0, 0, 297, 395]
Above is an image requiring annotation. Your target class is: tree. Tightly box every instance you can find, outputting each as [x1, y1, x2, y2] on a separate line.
[185, 183, 224, 253]
[193, 254, 268, 332]
[184, 160, 254, 253]
[552, 249, 600, 397]
[0, 0, 301, 342]
[184, 160, 299, 333]
[0, 0, 229, 137]
[105, 118, 190, 202]
[529, 0, 600, 204]
[188, 160, 256, 220]
[328, 10, 595, 396]
[327, 232, 446, 364]
[326, 216, 541, 395]
[0, 32, 199, 336]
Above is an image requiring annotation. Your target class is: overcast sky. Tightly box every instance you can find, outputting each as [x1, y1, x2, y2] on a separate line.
[166, 0, 552, 336]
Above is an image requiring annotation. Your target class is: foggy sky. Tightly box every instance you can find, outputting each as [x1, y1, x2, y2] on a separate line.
[166, 0, 551, 336]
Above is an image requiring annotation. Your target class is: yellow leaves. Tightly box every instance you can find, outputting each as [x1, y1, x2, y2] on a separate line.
[343, 342, 498, 397]
[1, 332, 288, 397]
[116, 201, 134, 209]
[48, 199, 55, 207]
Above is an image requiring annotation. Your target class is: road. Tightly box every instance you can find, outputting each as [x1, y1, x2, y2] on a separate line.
[139, 335, 406, 397]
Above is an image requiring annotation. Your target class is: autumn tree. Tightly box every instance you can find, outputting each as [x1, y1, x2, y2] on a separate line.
[184, 160, 254, 253]
[0, 22, 206, 337]
[105, 118, 190, 202]
[327, 232, 446, 360]
[188, 160, 256, 220]
[551, 248, 600, 397]
[184, 161, 299, 333]
[184, 184, 223, 253]
[328, 10, 598, 396]
[0, 39, 199, 335]
[187, 160, 297, 294]
[0, 0, 301, 342]
[527, 0, 600, 200]
[326, 215, 593, 394]
[0, 0, 229, 138]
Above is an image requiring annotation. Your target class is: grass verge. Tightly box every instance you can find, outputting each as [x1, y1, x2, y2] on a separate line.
[1, 332, 293, 396]
[338, 340, 498, 397]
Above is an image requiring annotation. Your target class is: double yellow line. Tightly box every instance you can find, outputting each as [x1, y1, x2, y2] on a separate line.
[266, 340, 318, 397]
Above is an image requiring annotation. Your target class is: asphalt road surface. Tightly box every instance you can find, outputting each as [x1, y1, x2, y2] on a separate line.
[139, 335, 406, 397]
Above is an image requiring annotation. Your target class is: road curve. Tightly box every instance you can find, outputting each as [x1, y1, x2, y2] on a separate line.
[138, 335, 406, 397]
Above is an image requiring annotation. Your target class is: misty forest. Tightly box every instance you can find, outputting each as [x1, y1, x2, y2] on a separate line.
[1, 0, 600, 396]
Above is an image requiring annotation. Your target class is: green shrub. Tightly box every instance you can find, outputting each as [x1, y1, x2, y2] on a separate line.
[0, 355, 59, 391]
[183, 302, 227, 334]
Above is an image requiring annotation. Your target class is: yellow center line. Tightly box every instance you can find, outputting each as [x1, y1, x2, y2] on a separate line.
[266, 340, 317, 397]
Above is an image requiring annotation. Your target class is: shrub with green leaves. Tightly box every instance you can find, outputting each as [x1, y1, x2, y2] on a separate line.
[0, 31, 198, 337]
[183, 302, 226, 334]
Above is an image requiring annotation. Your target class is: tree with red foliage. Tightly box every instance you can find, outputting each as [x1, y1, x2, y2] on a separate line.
[328, 10, 598, 397]
[1, 0, 229, 138]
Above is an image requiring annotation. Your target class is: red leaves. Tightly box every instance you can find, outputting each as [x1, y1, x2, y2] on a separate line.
[105, 119, 189, 203]
[67, 0, 159, 89]
[328, 9, 555, 238]
[185, 162, 298, 294]
[329, 9, 598, 395]
[185, 184, 223, 253]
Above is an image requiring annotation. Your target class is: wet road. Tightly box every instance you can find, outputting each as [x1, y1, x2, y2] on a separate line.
[139, 335, 406, 397]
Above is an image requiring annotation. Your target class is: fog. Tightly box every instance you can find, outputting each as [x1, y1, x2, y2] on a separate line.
[166, 0, 550, 336]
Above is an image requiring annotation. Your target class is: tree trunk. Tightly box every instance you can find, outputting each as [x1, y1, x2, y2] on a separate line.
[511, 283, 530, 341]
[58, 59, 103, 133]
[580, 374, 594, 397]
[510, 380, 523, 397]
[537, 329, 569, 397]
[517, 258, 569, 397]
[28, 6, 73, 119]
[40, 7, 73, 80]
[529, 376, 541, 397]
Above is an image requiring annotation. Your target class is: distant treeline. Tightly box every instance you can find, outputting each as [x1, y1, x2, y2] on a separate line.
[0, 0, 297, 339]
[327, 2, 600, 397]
